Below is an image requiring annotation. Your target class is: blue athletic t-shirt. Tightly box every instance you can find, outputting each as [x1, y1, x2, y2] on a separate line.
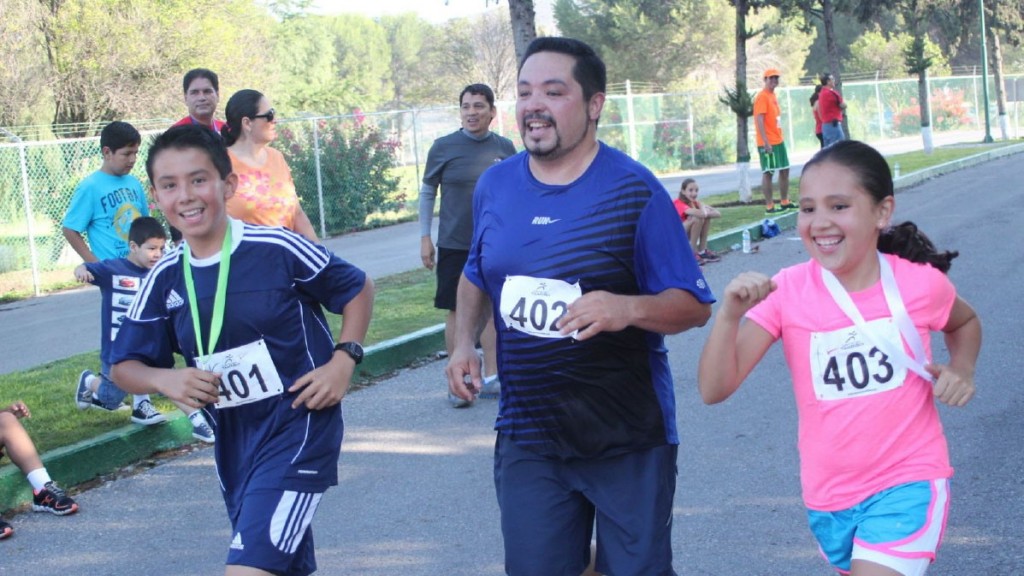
[62, 170, 149, 260]
[465, 143, 716, 460]
[111, 219, 366, 493]
[83, 257, 149, 367]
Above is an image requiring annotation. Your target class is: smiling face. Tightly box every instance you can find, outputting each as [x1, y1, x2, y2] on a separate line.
[798, 161, 894, 290]
[149, 147, 236, 258]
[682, 181, 700, 203]
[185, 77, 219, 124]
[516, 51, 603, 164]
[460, 92, 495, 137]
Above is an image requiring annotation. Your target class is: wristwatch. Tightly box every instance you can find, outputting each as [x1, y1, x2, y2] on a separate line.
[333, 341, 364, 364]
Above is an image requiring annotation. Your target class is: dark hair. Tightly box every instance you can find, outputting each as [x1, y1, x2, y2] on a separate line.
[100, 121, 141, 153]
[146, 124, 233, 184]
[520, 37, 606, 103]
[810, 84, 823, 106]
[220, 89, 264, 147]
[183, 68, 219, 95]
[679, 177, 697, 197]
[803, 140, 958, 272]
[819, 72, 832, 85]
[460, 83, 496, 108]
[129, 216, 167, 245]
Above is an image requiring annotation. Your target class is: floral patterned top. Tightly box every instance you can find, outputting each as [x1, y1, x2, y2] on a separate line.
[226, 147, 300, 231]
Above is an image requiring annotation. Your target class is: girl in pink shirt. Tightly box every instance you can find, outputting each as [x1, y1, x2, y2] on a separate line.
[698, 140, 981, 576]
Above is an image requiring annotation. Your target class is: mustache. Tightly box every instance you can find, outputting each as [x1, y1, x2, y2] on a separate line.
[521, 113, 555, 126]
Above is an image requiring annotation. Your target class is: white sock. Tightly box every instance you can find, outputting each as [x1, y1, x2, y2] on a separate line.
[483, 374, 498, 384]
[26, 468, 52, 492]
[132, 395, 151, 409]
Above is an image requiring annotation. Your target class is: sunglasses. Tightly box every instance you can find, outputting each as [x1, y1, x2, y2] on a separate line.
[250, 108, 276, 123]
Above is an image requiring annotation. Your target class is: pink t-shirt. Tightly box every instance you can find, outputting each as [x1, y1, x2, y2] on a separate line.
[746, 254, 956, 510]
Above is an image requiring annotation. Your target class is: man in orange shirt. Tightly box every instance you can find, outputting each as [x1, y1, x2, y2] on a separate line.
[753, 68, 795, 215]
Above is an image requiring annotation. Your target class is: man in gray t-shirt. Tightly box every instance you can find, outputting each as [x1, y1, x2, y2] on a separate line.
[419, 83, 517, 408]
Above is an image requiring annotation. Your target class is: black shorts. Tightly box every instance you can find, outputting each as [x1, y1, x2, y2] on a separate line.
[435, 247, 469, 310]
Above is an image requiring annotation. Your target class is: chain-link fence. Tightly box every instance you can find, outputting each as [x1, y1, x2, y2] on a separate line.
[3, 73, 1022, 297]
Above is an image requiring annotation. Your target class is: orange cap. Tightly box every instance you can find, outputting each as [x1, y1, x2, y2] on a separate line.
[763, 68, 781, 79]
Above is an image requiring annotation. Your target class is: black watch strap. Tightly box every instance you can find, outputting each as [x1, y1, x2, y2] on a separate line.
[334, 341, 364, 364]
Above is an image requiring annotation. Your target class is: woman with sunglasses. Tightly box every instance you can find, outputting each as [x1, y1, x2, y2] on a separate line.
[221, 89, 318, 241]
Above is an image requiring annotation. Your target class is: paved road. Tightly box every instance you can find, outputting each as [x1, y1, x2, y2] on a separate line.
[1, 153, 1021, 574]
[0, 131, 979, 375]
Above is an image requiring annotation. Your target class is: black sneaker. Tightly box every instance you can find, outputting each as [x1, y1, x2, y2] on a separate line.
[90, 398, 131, 413]
[32, 482, 78, 516]
[131, 399, 167, 425]
[0, 518, 12, 539]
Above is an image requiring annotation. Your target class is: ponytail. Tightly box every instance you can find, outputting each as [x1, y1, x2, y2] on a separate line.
[878, 221, 958, 274]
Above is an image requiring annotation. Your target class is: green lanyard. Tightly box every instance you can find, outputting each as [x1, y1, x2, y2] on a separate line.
[182, 223, 232, 365]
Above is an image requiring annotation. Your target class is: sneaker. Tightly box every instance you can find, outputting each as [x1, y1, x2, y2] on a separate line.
[192, 421, 216, 443]
[479, 376, 501, 400]
[780, 202, 798, 213]
[90, 398, 131, 412]
[447, 391, 473, 409]
[698, 250, 721, 263]
[75, 370, 94, 410]
[32, 482, 78, 516]
[0, 519, 12, 540]
[764, 205, 786, 215]
[695, 254, 705, 266]
[131, 400, 167, 425]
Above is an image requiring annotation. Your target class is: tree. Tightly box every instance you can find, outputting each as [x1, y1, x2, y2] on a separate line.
[506, 0, 538, 64]
[957, 0, 1024, 139]
[0, 0, 48, 128]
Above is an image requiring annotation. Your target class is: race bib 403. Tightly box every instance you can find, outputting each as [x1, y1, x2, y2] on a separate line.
[809, 319, 907, 401]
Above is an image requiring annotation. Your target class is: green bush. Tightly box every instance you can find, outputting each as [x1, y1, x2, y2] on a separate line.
[279, 114, 404, 236]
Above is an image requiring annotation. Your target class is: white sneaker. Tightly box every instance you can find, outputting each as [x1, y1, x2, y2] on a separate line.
[479, 376, 501, 399]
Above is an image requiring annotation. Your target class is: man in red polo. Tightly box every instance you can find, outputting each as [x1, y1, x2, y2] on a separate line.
[172, 68, 225, 134]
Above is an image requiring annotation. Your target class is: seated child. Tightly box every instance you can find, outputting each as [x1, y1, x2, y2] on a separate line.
[1, 401, 79, 540]
[73, 216, 215, 443]
[673, 178, 722, 265]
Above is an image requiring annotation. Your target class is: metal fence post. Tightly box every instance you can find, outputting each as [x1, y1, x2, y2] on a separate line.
[310, 116, 326, 239]
[875, 71, 885, 139]
[626, 80, 638, 160]
[17, 140, 41, 296]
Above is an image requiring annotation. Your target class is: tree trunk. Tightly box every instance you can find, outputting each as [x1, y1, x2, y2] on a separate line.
[735, 0, 752, 203]
[507, 0, 537, 66]
[918, 68, 933, 153]
[822, 0, 849, 139]
[989, 27, 1009, 140]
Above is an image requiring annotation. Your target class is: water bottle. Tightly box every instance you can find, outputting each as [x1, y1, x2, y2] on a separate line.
[741, 229, 752, 254]
[893, 162, 901, 178]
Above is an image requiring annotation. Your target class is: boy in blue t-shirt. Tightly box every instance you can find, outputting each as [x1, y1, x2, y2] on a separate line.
[62, 121, 150, 262]
[110, 125, 373, 576]
[73, 217, 215, 442]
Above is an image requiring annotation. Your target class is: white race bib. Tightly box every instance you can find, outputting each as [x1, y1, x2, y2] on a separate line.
[197, 339, 284, 409]
[809, 318, 907, 401]
[500, 275, 582, 339]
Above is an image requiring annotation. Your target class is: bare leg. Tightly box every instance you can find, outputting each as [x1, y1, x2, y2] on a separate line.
[698, 219, 711, 252]
[444, 310, 457, 357]
[683, 220, 699, 254]
[0, 412, 44, 474]
[761, 172, 774, 205]
[226, 565, 275, 576]
[779, 168, 790, 203]
[850, 559, 905, 576]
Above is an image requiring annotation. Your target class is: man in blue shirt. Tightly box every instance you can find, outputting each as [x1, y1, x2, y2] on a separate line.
[446, 37, 714, 576]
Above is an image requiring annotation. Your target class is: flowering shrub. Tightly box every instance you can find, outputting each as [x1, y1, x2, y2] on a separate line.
[279, 116, 403, 236]
[891, 89, 971, 136]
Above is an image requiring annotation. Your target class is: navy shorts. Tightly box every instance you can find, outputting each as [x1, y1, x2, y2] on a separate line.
[225, 487, 323, 576]
[494, 434, 678, 576]
[434, 247, 468, 310]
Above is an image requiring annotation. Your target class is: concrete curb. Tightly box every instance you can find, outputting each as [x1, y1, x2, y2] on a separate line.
[3, 143, 1020, 512]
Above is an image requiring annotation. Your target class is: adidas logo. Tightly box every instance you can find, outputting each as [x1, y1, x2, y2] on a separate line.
[230, 532, 244, 550]
[531, 216, 562, 225]
[166, 289, 185, 310]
